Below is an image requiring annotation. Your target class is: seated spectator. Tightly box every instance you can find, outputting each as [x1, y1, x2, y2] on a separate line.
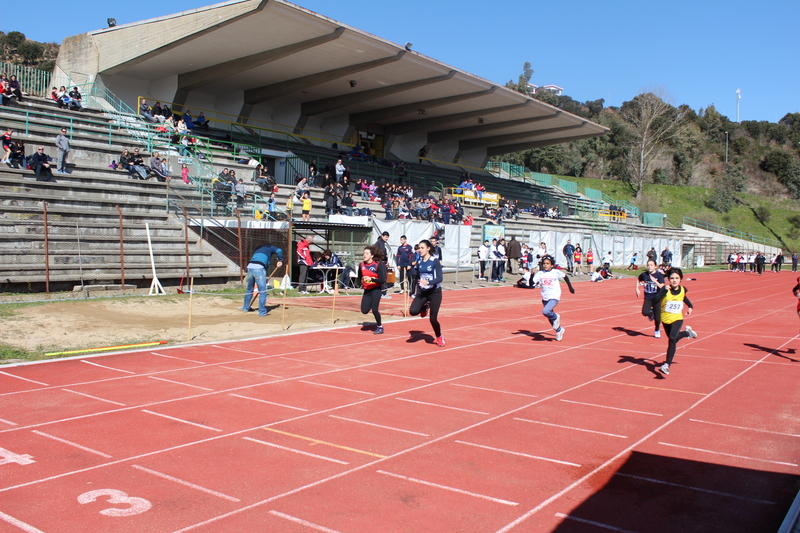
[68, 87, 84, 110]
[150, 152, 169, 181]
[7, 75, 23, 102]
[0, 80, 10, 106]
[50, 86, 59, 103]
[515, 268, 536, 289]
[130, 148, 150, 179]
[176, 119, 188, 133]
[161, 104, 172, 120]
[140, 99, 154, 122]
[213, 178, 230, 207]
[118, 149, 135, 177]
[294, 177, 309, 199]
[195, 112, 208, 129]
[183, 111, 195, 130]
[152, 102, 166, 123]
[30, 146, 56, 182]
[8, 140, 25, 169]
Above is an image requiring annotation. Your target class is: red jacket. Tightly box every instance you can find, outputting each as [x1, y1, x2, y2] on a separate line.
[297, 239, 312, 266]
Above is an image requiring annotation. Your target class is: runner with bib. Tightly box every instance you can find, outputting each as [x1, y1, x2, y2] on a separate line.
[409, 239, 446, 347]
[636, 259, 666, 338]
[531, 255, 575, 341]
[652, 267, 697, 376]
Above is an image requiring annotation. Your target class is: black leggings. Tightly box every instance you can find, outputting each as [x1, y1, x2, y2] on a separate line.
[641, 297, 661, 330]
[360, 287, 382, 326]
[409, 288, 442, 337]
[662, 320, 690, 365]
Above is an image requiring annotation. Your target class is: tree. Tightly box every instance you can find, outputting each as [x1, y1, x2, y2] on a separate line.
[760, 150, 793, 179]
[17, 41, 44, 64]
[706, 165, 746, 213]
[619, 89, 689, 199]
[505, 62, 534, 97]
[4, 31, 25, 50]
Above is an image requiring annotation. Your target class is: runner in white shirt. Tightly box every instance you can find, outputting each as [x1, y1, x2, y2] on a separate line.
[531, 255, 575, 341]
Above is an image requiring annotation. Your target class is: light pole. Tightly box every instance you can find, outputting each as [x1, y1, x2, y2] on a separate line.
[724, 131, 728, 163]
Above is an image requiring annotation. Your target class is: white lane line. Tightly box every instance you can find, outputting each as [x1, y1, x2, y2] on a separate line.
[658, 442, 798, 467]
[148, 377, 214, 391]
[357, 369, 431, 382]
[559, 399, 662, 416]
[62, 389, 126, 406]
[396, 398, 489, 415]
[298, 380, 375, 395]
[451, 383, 538, 398]
[31, 430, 112, 458]
[0, 371, 49, 386]
[514, 418, 627, 439]
[243, 437, 349, 465]
[281, 357, 341, 368]
[328, 415, 429, 436]
[554, 513, 639, 533]
[455, 440, 581, 467]
[0, 418, 18, 426]
[81, 360, 136, 374]
[614, 473, 776, 504]
[689, 418, 800, 438]
[210, 344, 263, 355]
[268, 511, 341, 533]
[131, 465, 240, 502]
[151, 352, 205, 365]
[140, 410, 222, 432]
[377, 470, 518, 506]
[228, 394, 308, 411]
[219, 366, 283, 378]
[0, 511, 46, 533]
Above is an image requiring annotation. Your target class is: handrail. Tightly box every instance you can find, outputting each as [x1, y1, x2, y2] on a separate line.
[683, 217, 783, 248]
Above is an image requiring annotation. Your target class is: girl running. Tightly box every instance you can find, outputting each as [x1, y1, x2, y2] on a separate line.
[636, 259, 666, 338]
[409, 239, 446, 346]
[652, 267, 698, 376]
[358, 245, 387, 334]
[532, 255, 575, 341]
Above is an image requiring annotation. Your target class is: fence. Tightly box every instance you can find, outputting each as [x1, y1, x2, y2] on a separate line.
[683, 217, 783, 249]
[0, 61, 52, 97]
[642, 212, 666, 227]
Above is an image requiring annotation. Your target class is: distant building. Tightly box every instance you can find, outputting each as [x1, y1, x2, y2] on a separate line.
[528, 84, 564, 96]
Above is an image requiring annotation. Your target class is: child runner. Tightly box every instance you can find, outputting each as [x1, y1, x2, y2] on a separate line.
[573, 246, 583, 276]
[532, 255, 575, 341]
[586, 248, 594, 271]
[652, 267, 698, 376]
[791, 276, 800, 327]
[636, 259, 666, 338]
[409, 239, 446, 346]
[358, 245, 387, 334]
[301, 192, 311, 222]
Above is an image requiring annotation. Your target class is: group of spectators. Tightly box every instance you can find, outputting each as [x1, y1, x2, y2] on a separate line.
[50, 86, 84, 110]
[139, 100, 209, 131]
[212, 168, 246, 208]
[728, 251, 794, 274]
[1, 73, 24, 106]
[2, 126, 74, 181]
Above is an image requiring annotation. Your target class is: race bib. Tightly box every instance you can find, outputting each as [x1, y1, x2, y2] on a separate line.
[420, 273, 433, 289]
[664, 301, 684, 314]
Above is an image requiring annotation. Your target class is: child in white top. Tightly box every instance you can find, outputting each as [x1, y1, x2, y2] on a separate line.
[531, 255, 575, 340]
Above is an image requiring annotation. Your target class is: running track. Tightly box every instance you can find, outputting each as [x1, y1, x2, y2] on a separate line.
[0, 271, 798, 532]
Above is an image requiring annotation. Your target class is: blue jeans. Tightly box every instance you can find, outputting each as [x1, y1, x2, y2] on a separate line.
[243, 267, 268, 316]
[541, 299, 560, 329]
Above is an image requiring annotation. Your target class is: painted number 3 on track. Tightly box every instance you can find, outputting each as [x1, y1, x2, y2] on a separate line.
[78, 489, 152, 517]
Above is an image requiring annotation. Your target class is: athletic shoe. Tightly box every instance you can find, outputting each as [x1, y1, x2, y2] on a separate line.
[298, 290, 309, 294]
[659, 363, 670, 375]
[654, 330, 661, 338]
[648, 314, 654, 322]
[374, 325, 384, 335]
[556, 327, 565, 341]
[553, 314, 560, 331]
[685, 326, 698, 339]
[420, 303, 429, 318]
[381, 294, 392, 299]
[242, 307, 254, 312]
[435, 335, 446, 347]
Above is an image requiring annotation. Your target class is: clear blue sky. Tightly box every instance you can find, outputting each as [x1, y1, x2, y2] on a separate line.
[6, 0, 798, 123]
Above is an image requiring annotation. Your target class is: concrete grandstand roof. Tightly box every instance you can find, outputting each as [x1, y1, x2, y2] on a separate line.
[56, 0, 607, 164]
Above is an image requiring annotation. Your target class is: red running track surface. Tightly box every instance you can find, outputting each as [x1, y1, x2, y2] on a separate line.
[0, 271, 798, 532]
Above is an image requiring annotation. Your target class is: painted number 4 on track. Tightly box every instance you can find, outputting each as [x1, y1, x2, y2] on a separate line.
[0, 447, 35, 466]
[78, 489, 152, 517]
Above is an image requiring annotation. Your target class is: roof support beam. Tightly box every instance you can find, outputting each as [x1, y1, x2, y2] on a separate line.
[243, 50, 406, 106]
[426, 112, 561, 144]
[485, 132, 603, 157]
[458, 123, 589, 152]
[384, 100, 532, 137]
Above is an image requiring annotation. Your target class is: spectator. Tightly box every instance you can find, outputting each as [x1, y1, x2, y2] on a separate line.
[1, 128, 12, 163]
[55, 86, 70, 109]
[395, 235, 414, 293]
[477, 239, 490, 280]
[294, 176, 309, 199]
[506, 235, 522, 275]
[343, 192, 355, 216]
[181, 163, 191, 184]
[647, 247, 658, 264]
[130, 148, 151, 179]
[50, 86, 59, 104]
[0, 80, 9, 106]
[195, 112, 208, 129]
[603, 251, 614, 274]
[7, 75, 23, 102]
[213, 177, 230, 207]
[296, 235, 313, 294]
[68, 87, 84, 110]
[535, 241, 548, 271]
[183, 110, 195, 130]
[591, 267, 606, 282]
[152, 102, 165, 122]
[301, 192, 311, 221]
[55, 128, 71, 174]
[8, 140, 25, 169]
[236, 179, 246, 209]
[140, 99, 154, 122]
[31, 146, 56, 182]
[661, 247, 673, 267]
[150, 152, 168, 181]
[563, 240, 575, 272]
[335, 158, 346, 183]
[627, 252, 639, 271]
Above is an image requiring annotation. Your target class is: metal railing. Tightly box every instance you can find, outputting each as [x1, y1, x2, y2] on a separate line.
[0, 61, 52, 97]
[683, 217, 783, 249]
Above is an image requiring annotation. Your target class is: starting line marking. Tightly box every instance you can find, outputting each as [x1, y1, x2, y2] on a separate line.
[218, 366, 283, 378]
[0, 510, 45, 533]
[597, 380, 707, 396]
[0, 418, 18, 426]
[658, 442, 798, 467]
[268, 510, 341, 533]
[357, 369, 432, 382]
[228, 394, 308, 411]
[131, 464, 240, 502]
[559, 399, 663, 417]
[395, 398, 489, 415]
[31, 430, 112, 459]
[243, 437, 349, 465]
[62, 388, 126, 406]
[140, 410, 222, 432]
[455, 440, 581, 467]
[151, 352, 206, 365]
[328, 415, 429, 436]
[376, 470, 519, 506]
[0, 371, 49, 386]
[298, 380, 375, 396]
[689, 418, 800, 438]
[148, 376, 214, 391]
[262, 428, 386, 458]
[514, 418, 628, 439]
[554, 513, 639, 533]
[451, 383, 538, 398]
[80, 360, 136, 374]
[614, 473, 776, 504]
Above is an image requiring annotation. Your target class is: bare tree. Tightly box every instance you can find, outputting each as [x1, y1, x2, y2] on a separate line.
[621, 88, 688, 199]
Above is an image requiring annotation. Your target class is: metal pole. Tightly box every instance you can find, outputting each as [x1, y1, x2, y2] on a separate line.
[116, 205, 125, 290]
[181, 206, 191, 280]
[235, 208, 244, 283]
[76, 223, 85, 289]
[43, 201, 50, 294]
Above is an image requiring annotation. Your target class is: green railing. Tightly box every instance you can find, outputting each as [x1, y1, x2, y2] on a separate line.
[0, 61, 52, 97]
[558, 179, 578, 194]
[642, 212, 665, 227]
[683, 217, 783, 248]
[527, 172, 553, 186]
[584, 187, 603, 201]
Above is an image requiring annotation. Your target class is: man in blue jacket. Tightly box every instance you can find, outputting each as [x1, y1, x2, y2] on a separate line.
[395, 235, 414, 293]
[243, 244, 283, 316]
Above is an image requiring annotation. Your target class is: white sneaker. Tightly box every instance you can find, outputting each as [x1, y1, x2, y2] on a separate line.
[556, 327, 565, 341]
[552, 314, 560, 332]
[654, 330, 661, 338]
[659, 363, 670, 375]
[685, 326, 697, 339]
